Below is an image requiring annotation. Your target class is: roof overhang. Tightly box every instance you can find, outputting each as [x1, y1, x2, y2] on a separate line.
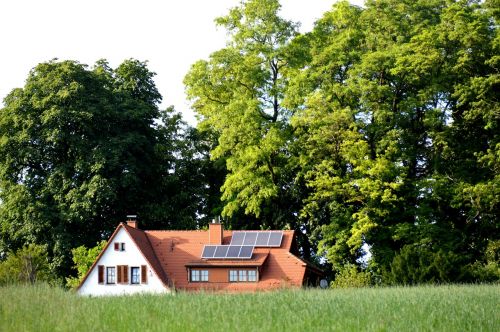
[185, 252, 269, 268]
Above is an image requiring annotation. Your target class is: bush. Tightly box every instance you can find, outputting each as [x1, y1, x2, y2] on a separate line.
[0, 244, 51, 285]
[468, 240, 500, 282]
[65, 240, 106, 289]
[385, 245, 464, 285]
[331, 263, 372, 288]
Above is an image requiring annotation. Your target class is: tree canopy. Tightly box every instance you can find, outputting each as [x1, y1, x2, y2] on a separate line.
[186, 0, 499, 282]
[0, 59, 222, 278]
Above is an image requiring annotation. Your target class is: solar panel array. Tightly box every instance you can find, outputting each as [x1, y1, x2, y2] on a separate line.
[201, 231, 283, 260]
[201, 245, 254, 259]
[230, 231, 283, 247]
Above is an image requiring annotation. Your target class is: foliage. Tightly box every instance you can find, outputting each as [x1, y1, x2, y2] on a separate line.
[65, 240, 107, 289]
[385, 245, 465, 285]
[331, 263, 372, 288]
[0, 244, 52, 285]
[0, 59, 219, 279]
[1, 284, 499, 332]
[184, 0, 304, 233]
[185, 0, 499, 282]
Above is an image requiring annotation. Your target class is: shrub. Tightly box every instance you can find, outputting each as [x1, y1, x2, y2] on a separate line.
[385, 245, 464, 285]
[331, 263, 372, 288]
[65, 240, 106, 289]
[0, 244, 51, 285]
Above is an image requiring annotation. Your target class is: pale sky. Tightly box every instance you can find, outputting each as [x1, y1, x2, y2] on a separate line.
[0, 0, 364, 124]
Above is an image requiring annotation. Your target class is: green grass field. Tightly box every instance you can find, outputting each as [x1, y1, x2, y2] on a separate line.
[0, 284, 498, 332]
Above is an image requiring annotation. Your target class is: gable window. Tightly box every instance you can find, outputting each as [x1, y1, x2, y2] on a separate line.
[131, 267, 140, 284]
[190, 269, 209, 282]
[106, 267, 116, 284]
[114, 242, 125, 251]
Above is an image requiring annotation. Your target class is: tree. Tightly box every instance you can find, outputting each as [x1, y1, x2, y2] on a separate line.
[184, 0, 305, 232]
[0, 59, 184, 277]
[288, 0, 499, 281]
[65, 240, 106, 289]
[0, 244, 51, 285]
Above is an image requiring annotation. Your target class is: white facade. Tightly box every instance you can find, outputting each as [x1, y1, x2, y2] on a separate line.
[78, 227, 170, 296]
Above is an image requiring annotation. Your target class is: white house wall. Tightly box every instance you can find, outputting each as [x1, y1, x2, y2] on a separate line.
[78, 227, 170, 296]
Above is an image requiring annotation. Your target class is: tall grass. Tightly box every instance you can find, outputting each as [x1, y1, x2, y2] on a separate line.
[1, 284, 498, 331]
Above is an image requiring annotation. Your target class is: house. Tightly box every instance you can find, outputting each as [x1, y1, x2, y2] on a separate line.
[78, 216, 323, 296]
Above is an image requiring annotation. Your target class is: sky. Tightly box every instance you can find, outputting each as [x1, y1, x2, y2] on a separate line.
[0, 0, 364, 125]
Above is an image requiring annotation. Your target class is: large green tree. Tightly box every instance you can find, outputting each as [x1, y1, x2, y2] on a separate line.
[289, 0, 499, 281]
[186, 0, 498, 282]
[0, 59, 200, 277]
[185, 0, 306, 232]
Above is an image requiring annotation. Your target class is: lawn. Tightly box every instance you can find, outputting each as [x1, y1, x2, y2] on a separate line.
[0, 284, 498, 331]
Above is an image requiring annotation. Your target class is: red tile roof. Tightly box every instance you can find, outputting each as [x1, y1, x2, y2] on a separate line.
[80, 224, 323, 292]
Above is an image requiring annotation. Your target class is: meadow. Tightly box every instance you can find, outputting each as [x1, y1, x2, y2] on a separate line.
[0, 284, 498, 331]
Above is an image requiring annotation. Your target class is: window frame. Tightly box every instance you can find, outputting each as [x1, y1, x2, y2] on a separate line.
[229, 270, 238, 282]
[248, 270, 257, 282]
[106, 266, 116, 284]
[190, 269, 209, 282]
[191, 269, 200, 282]
[229, 269, 258, 282]
[131, 266, 140, 284]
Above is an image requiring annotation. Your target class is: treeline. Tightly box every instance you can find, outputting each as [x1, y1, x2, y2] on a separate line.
[1, 0, 499, 285]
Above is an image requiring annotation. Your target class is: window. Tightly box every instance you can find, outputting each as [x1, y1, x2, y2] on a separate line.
[191, 269, 209, 282]
[131, 267, 140, 284]
[114, 242, 125, 251]
[229, 270, 238, 282]
[229, 269, 257, 282]
[191, 269, 200, 282]
[106, 267, 116, 284]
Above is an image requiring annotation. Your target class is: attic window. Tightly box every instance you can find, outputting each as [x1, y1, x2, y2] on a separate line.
[114, 242, 125, 251]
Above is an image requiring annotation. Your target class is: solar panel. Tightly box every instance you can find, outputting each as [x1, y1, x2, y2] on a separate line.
[230, 231, 284, 247]
[226, 245, 241, 258]
[268, 232, 283, 247]
[231, 232, 245, 245]
[243, 232, 258, 246]
[214, 245, 229, 258]
[239, 245, 253, 258]
[256, 232, 271, 246]
[201, 245, 217, 258]
[201, 245, 254, 259]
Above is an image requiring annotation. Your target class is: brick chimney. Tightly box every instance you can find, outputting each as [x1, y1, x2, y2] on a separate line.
[209, 218, 223, 245]
[126, 215, 138, 229]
